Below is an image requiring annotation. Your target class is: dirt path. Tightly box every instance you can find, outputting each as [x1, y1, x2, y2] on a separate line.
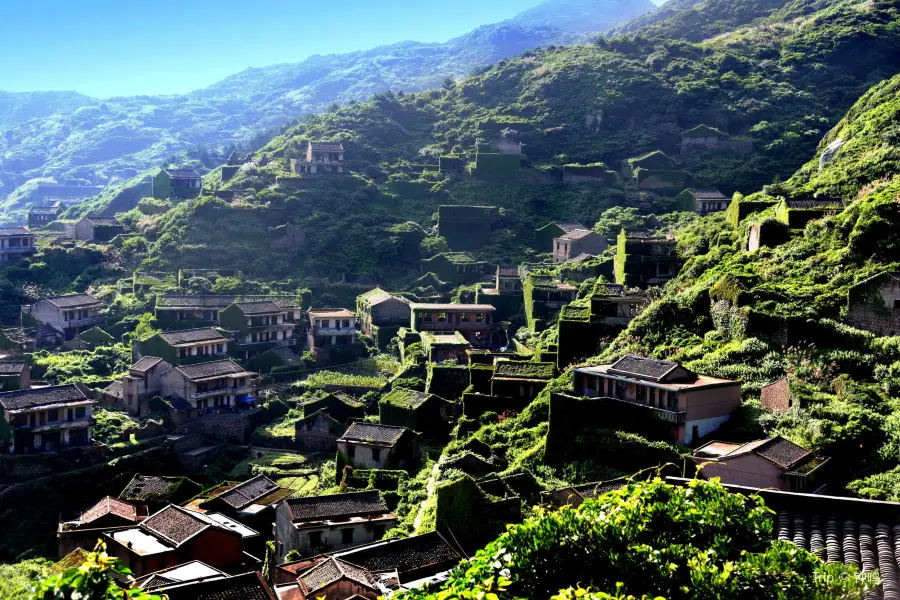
[413, 461, 440, 533]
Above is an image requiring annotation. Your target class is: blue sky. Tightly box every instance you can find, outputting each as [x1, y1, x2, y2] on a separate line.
[0, 0, 552, 98]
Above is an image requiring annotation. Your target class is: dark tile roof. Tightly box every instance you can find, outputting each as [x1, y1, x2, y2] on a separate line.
[141, 505, 209, 546]
[340, 422, 407, 446]
[285, 491, 389, 523]
[157, 294, 300, 310]
[85, 217, 122, 227]
[299, 558, 377, 594]
[176, 360, 251, 381]
[159, 572, 275, 600]
[0, 227, 33, 236]
[553, 221, 586, 232]
[45, 294, 103, 308]
[120, 475, 177, 500]
[0, 384, 89, 411]
[608, 355, 679, 382]
[131, 357, 164, 372]
[0, 361, 26, 375]
[334, 531, 461, 574]
[164, 169, 201, 179]
[29, 206, 61, 215]
[309, 142, 344, 152]
[79, 496, 141, 524]
[754, 437, 812, 469]
[559, 228, 596, 241]
[216, 475, 279, 509]
[158, 328, 228, 346]
[692, 189, 728, 200]
[235, 301, 282, 315]
[785, 198, 846, 210]
[497, 266, 520, 277]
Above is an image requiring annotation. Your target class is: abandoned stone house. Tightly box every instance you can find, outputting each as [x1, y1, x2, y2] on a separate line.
[291, 142, 345, 174]
[846, 272, 900, 336]
[159, 359, 257, 412]
[57, 496, 149, 559]
[64, 217, 126, 242]
[23, 293, 107, 341]
[294, 410, 347, 452]
[546, 480, 627, 508]
[154, 294, 301, 325]
[0, 361, 30, 391]
[152, 169, 202, 199]
[590, 284, 649, 328]
[534, 221, 586, 251]
[572, 355, 742, 445]
[495, 265, 522, 293]
[420, 331, 471, 363]
[615, 231, 681, 288]
[0, 227, 37, 263]
[28, 204, 65, 228]
[525, 274, 578, 330]
[275, 556, 386, 600]
[490, 361, 557, 402]
[220, 301, 299, 357]
[409, 303, 500, 348]
[337, 422, 418, 471]
[0, 383, 95, 454]
[378, 387, 451, 436]
[274, 491, 396, 560]
[356, 288, 411, 337]
[692, 436, 830, 493]
[307, 309, 358, 349]
[552, 229, 608, 263]
[302, 392, 365, 424]
[102, 357, 175, 417]
[679, 188, 730, 215]
[133, 328, 230, 365]
[776, 197, 847, 229]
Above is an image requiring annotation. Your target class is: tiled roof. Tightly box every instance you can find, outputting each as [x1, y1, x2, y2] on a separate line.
[85, 217, 122, 227]
[568, 253, 595, 263]
[308, 308, 355, 318]
[785, 198, 846, 210]
[559, 228, 596, 241]
[0, 384, 89, 411]
[692, 189, 728, 200]
[235, 301, 282, 315]
[159, 572, 275, 600]
[493, 361, 556, 380]
[552, 221, 586, 232]
[359, 288, 402, 306]
[608, 355, 680, 382]
[334, 531, 461, 574]
[497, 266, 520, 277]
[0, 227, 33, 236]
[142, 505, 209, 546]
[29, 206, 61, 215]
[131, 356, 164, 372]
[309, 142, 344, 152]
[382, 388, 433, 409]
[340, 422, 407, 446]
[157, 294, 300, 310]
[408, 303, 496, 312]
[119, 475, 177, 500]
[0, 361, 26, 375]
[215, 475, 279, 509]
[299, 558, 377, 594]
[44, 294, 103, 308]
[104, 380, 123, 399]
[285, 491, 389, 523]
[79, 496, 141, 524]
[158, 328, 227, 345]
[176, 360, 251, 381]
[708, 436, 814, 471]
[164, 169, 201, 179]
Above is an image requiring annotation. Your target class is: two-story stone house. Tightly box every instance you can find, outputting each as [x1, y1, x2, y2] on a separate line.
[337, 422, 418, 472]
[409, 303, 500, 348]
[154, 294, 301, 325]
[615, 231, 682, 288]
[220, 301, 298, 358]
[152, 169, 203, 200]
[274, 491, 395, 560]
[307, 309, 358, 349]
[28, 203, 66, 228]
[0, 383, 95, 454]
[133, 328, 230, 365]
[104, 357, 175, 416]
[553, 229, 608, 263]
[356, 289, 410, 338]
[160, 359, 256, 411]
[291, 142, 345, 174]
[23, 293, 107, 341]
[0, 361, 30, 391]
[572, 355, 741, 444]
[0, 227, 37, 263]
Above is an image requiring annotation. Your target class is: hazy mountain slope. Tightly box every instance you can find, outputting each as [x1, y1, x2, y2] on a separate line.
[508, 0, 656, 32]
[0, 91, 93, 130]
[609, 0, 795, 40]
[0, 0, 655, 206]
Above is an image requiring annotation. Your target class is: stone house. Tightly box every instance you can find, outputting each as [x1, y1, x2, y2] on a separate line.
[119, 475, 204, 511]
[103, 357, 175, 416]
[133, 328, 230, 365]
[103, 504, 248, 577]
[0, 227, 37, 263]
[677, 188, 731, 215]
[692, 436, 830, 493]
[420, 252, 492, 286]
[572, 355, 742, 445]
[152, 169, 202, 199]
[553, 229, 608, 263]
[63, 326, 114, 351]
[379, 387, 451, 437]
[490, 361, 557, 402]
[495, 265, 522, 293]
[534, 221, 586, 251]
[294, 410, 348, 452]
[0, 383, 95, 454]
[356, 289, 411, 338]
[64, 217, 126, 242]
[302, 392, 365, 424]
[276, 557, 384, 600]
[409, 303, 500, 348]
[156, 572, 275, 600]
[761, 378, 793, 413]
[680, 125, 753, 154]
[775, 197, 846, 229]
[274, 491, 396, 560]
[159, 359, 257, 412]
[154, 294, 301, 325]
[220, 301, 299, 358]
[291, 142, 345, 174]
[0, 361, 30, 391]
[337, 422, 418, 472]
[589, 284, 649, 328]
[28, 204, 65, 228]
[307, 309, 359, 350]
[420, 331, 471, 363]
[846, 272, 900, 336]
[23, 293, 107, 341]
[270, 223, 307, 250]
[437, 205, 502, 251]
[525, 274, 578, 331]
[58, 496, 149, 559]
[615, 231, 681, 288]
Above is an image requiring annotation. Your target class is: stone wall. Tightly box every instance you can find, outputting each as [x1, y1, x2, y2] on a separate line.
[174, 407, 266, 444]
[847, 302, 900, 337]
[760, 378, 792, 413]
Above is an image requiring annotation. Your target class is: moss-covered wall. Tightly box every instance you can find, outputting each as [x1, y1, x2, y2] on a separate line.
[426, 363, 470, 399]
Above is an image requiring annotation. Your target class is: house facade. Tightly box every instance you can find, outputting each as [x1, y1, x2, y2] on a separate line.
[552, 229, 608, 263]
[495, 265, 522, 293]
[356, 289, 410, 337]
[0, 383, 95, 454]
[572, 355, 742, 444]
[846, 272, 900, 336]
[220, 301, 299, 357]
[28, 204, 65, 228]
[106, 357, 175, 416]
[153, 169, 203, 199]
[615, 231, 681, 288]
[337, 422, 418, 471]
[64, 217, 125, 242]
[159, 360, 256, 411]
[133, 328, 230, 365]
[294, 410, 347, 452]
[23, 293, 107, 341]
[291, 142, 345, 174]
[409, 303, 500, 348]
[0, 361, 30, 391]
[274, 491, 395, 560]
[0, 227, 37, 263]
[154, 294, 301, 325]
[307, 309, 358, 349]
[58, 496, 149, 559]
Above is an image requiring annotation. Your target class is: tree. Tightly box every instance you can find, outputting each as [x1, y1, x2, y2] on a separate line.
[396, 478, 870, 600]
[593, 206, 648, 238]
[420, 236, 449, 257]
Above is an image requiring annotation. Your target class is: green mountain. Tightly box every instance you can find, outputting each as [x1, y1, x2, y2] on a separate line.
[610, 0, 793, 40]
[0, 0, 654, 207]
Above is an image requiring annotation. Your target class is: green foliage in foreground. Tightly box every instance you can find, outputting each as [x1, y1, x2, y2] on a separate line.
[29, 344, 131, 385]
[397, 478, 869, 600]
[0, 559, 53, 600]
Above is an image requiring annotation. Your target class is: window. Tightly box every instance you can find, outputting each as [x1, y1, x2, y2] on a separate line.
[342, 529, 354, 544]
[373, 525, 385, 540]
[668, 392, 679, 410]
[636, 385, 646, 403]
[476, 313, 484, 323]
[322, 319, 330, 328]
[894, 299, 900, 310]
[342, 319, 350, 328]
[649, 387, 657, 407]
[347, 445, 356, 459]
[420, 312, 432, 323]
[460, 313, 469, 322]
[75, 407, 86, 419]
[47, 409, 58, 422]
[309, 531, 323, 548]
[372, 448, 381, 462]
[614, 380, 627, 399]
[438, 312, 447, 323]
[607, 378, 615, 397]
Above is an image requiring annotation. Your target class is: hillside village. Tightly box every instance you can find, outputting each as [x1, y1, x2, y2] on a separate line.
[5, 0, 900, 599]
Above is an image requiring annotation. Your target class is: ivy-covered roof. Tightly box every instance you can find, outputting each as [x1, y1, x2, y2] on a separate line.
[493, 361, 556, 380]
[682, 124, 725, 138]
[381, 387, 434, 409]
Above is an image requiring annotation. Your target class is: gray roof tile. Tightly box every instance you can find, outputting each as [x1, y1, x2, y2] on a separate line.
[141, 505, 208, 546]
[340, 422, 407, 446]
[0, 384, 89, 411]
[158, 328, 228, 346]
[176, 360, 251, 381]
[285, 491, 388, 523]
